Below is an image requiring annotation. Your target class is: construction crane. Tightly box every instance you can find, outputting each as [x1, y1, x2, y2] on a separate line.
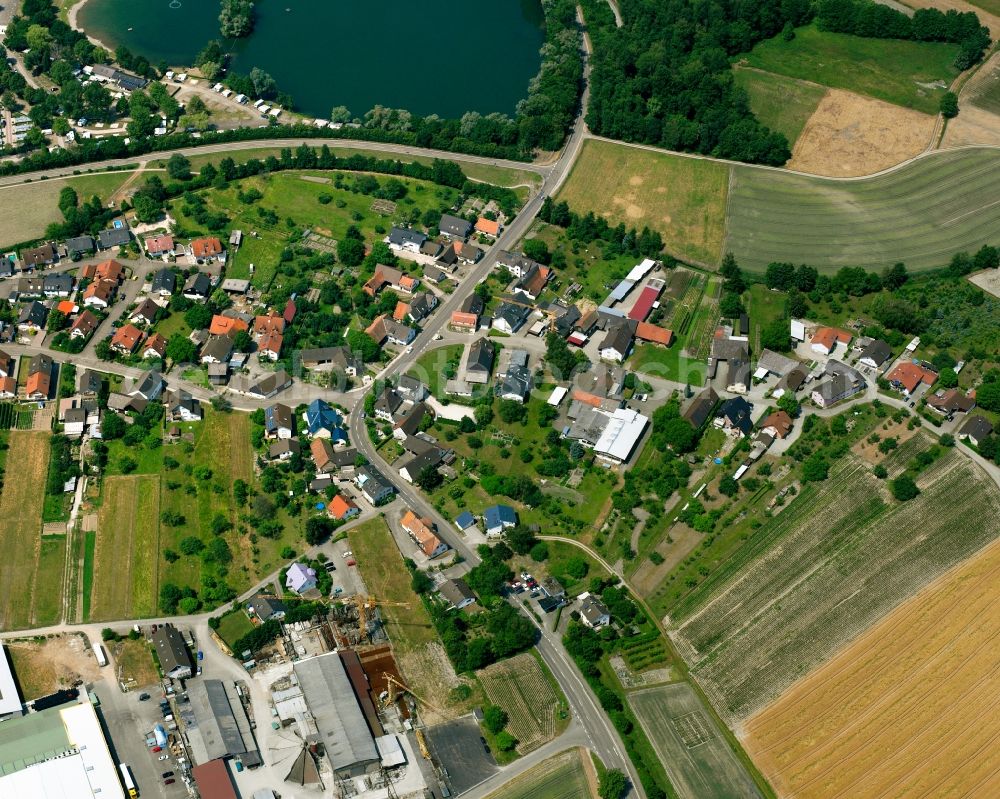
[380, 672, 449, 721]
[353, 595, 409, 640]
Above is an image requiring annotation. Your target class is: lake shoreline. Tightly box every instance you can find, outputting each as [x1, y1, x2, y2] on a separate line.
[68, 0, 119, 58]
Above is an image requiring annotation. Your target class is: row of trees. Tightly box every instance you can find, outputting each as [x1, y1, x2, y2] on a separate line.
[817, 0, 990, 69]
[538, 197, 665, 258]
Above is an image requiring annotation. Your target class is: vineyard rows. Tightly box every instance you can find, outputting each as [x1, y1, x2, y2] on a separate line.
[671, 450, 1000, 722]
[479, 653, 561, 753]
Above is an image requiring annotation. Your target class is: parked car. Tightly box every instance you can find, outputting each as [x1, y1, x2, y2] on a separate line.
[324, 562, 336, 572]
[197, 650, 203, 661]
[162, 771, 174, 779]
[164, 778, 175, 785]
[138, 693, 150, 701]
[151, 746, 162, 752]
[158, 754, 168, 761]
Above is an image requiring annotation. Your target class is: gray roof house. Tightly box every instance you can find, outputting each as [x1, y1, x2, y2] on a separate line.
[200, 336, 234, 364]
[97, 227, 131, 250]
[18, 300, 49, 329]
[387, 227, 428, 252]
[152, 623, 192, 679]
[465, 338, 495, 384]
[374, 386, 404, 422]
[492, 302, 530, 335]
[579, 593, 611, 628]
[151, 268, 177, 296]
[439, 214, 473, 240]
[439, 578, 477, 610]
[599, 321, 636, 363]
[128, 369, 164, 400]
[64, 235, 95, 258]
[960, 415, 993, 447]
[859, 339, 892, 369]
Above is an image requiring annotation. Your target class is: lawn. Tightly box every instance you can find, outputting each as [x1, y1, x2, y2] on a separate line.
[33, 536, 67, 626]
[407, 344, 464, 399]
[215, 609, 255, 649]
[483, 749, 594, 799]
[726, 147, 1000, 272]
[739, 24, 960, 114]
[113, 638, 159, 688]
[0, 172, 134, 247]
[629, 342, 706, 386]
[0, 431, 51, 630]
[671, 443, 1000, 722]
[744, 284, 787, 352]
[172, 170, 460, 287]
[556, 139, 730, 266]
[347, 517, 437, 653]
[629, 683, 763, 799]
[89, 475, 161, 621]
[732, 67, 826, 148]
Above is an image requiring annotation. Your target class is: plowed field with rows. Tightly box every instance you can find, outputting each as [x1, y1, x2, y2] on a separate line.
[479, 652, 562, 753]
[670, 447, 1000, 722]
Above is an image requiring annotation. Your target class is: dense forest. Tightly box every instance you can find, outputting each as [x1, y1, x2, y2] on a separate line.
[581, 0, 813, 165]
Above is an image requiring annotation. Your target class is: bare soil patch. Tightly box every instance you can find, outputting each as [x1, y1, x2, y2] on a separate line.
[851, 418, 918, 464]
[632, 523, 702, 597]
[969, 268, 1000, 298]
[788, 89, 936, 176]
[943, 51, 1000, 147]
[397, 643, 478, 725]
[7, 635, 100, 700]
[743, 530, 1000, 798]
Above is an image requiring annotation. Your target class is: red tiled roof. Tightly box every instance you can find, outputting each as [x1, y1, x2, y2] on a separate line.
[253, 313, 285, 336]
[26, 370, 50, 398]
[761, 410, 793, 438]
[329, 494, 358, 520]
[886, 361, 937, 393]
[392, 302, 410, 322]
[56, 300, 76, 315]
[259, 331, 283, 356]
[475, 217, 500, 236]
[0, 376, 15, 396]
[209, 315, 248, 336]
[144, 234, 174, 253]
[811, 327, 852, 351]
[111, 323, 144, 353]
[629, 285, 661, 322]
[191, 237, 223, 257]
[144, 333, 167, 357]
[635, 322, 673, 346]
[94, 259, 124, 282]
[451, 311, 478, 328]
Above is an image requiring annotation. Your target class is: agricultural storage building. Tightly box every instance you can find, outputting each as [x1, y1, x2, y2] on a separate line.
[293, 651, 380, 778]
[192, 758, 239, 799]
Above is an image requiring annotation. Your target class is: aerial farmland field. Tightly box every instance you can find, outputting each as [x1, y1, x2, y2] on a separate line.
[556, 139, 729, 266]
[483, 748, 593, 799]
[630, 683, 763, 799]
[0, 430, 65, 630]
[744, 532, 1000, 798]
[726, 148, 1000, 272]
[670, 443, 1000, 722]
[478, 652, 567, 753]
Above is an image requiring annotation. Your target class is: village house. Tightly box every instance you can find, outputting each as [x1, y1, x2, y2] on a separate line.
[269, 437, 301, 462]
[760, 409, 793, 439]
[164, 389, 203, 422]
[885, 361, 937, 396]
[455, 241, 482, 265]
[143, 333, 167, 360]
[25, 354, 53, 400]
[183, 272, 212, 301]
[438, 578, 476, 610]
[858, 339, 892, 370]
[365, 314, 415, 347]
[484, 504, 517, 538]
[438, 214, 473, 240]
[253, 312, 286, 340]
[258, 331, 283, 361]
[513, 264, 552, 302]
[145, 235, 175, 259]
[465, 338, 495, 384]
[82, 279, 116, 309]
[311, 438, 338, 474]
[355, 465, 395, 505]
[811, 360, 866, 408]
[716, 396, 753, 437]
[329, 494, 359, 521]
[492, 302, 530, 335]
[150, 267, 177, 297]
[64, 235, 95, 259]
[810, 327, 852, 356]
[209, 314, 249, 337]
[0, 350, 13, 379]
[97, 227, 131, 251]
[475, 217, 500, 238]
[285, 563, 317, 595]
[398, 446, 447, 484]
[111, 323, 145, 355]
[189, 237, 226, 263]
[265, 403, 294, 439]
[926, 388, 975, 417]
[578, 593, 611, 629]
[959, 415, 993, 447]
[386, 227, 427, 253]
[599, 321, 637, 364]
[298, 346, 362, 376]
[374, 386, 404, 422]
[130, 298, 160, 327]
[304, 399, 346, 441]
[43, 273, 74, 298]
[18, 300, 49, 331]
[200, 336, 233, 365]
[496, 250, 540, 279]
[20, 243, 58, 269]
[127, 369, 164, 401]
[401, 510, 449, 559]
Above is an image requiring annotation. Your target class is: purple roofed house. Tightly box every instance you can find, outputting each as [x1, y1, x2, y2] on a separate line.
[285, 562, 317, 595]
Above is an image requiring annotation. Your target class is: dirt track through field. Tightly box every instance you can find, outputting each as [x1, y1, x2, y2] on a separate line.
[744, 531, 1000, 797]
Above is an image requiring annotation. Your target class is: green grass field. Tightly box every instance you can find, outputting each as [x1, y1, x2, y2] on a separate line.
[90, 475, 161, 621]
[347, 517, 437, 653]
[216, 609, 255, 648]
[0, 431, 51, 629]
[726, 148, 1000, 272]
[733, 68, 826, 147]
[173, 170, 460, 287]
[0, 172, 134, 247]
[33, 537, 67, 626]
[557, 139, 729, 266]
[968, 62, 1000, 115]
[970, 0, 1000, 15]
[407, 344, 464, 399]
[630, 683, 763, 799]
[483, 749, 592, 799]
[740, 24, 960, 114]
[671, 444, 1000, 722]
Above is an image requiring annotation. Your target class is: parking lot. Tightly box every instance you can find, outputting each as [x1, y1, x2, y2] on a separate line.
[92, 680, 189, 799]
[425, 716, 498, 795]
[320, 534, 368, 598]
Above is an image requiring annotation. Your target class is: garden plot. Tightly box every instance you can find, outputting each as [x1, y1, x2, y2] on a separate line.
[478, 652, 563, 753]
[483, 748, 593, 799]
[630, 683, 763, 799]
[670, 448, 1000, 722]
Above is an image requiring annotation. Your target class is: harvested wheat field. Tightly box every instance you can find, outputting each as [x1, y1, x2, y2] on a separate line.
[788, 90, 935, 176]
[943, 52, 1000, 147]
[743, 531, 1000, 798]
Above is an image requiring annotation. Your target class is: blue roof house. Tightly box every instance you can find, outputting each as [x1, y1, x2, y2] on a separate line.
[484, 505, 518, 538]
[285, 562, 317, 595]
[304, 399, 346, 440]
[454, 511, 475, 531]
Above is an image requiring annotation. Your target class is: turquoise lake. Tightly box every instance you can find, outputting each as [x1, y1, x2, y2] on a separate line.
[77, 0, 545, 118]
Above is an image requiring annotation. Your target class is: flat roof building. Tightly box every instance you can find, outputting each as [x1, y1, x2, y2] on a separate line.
[0, 701, 125, 799]
[0, 645, 23, 718]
